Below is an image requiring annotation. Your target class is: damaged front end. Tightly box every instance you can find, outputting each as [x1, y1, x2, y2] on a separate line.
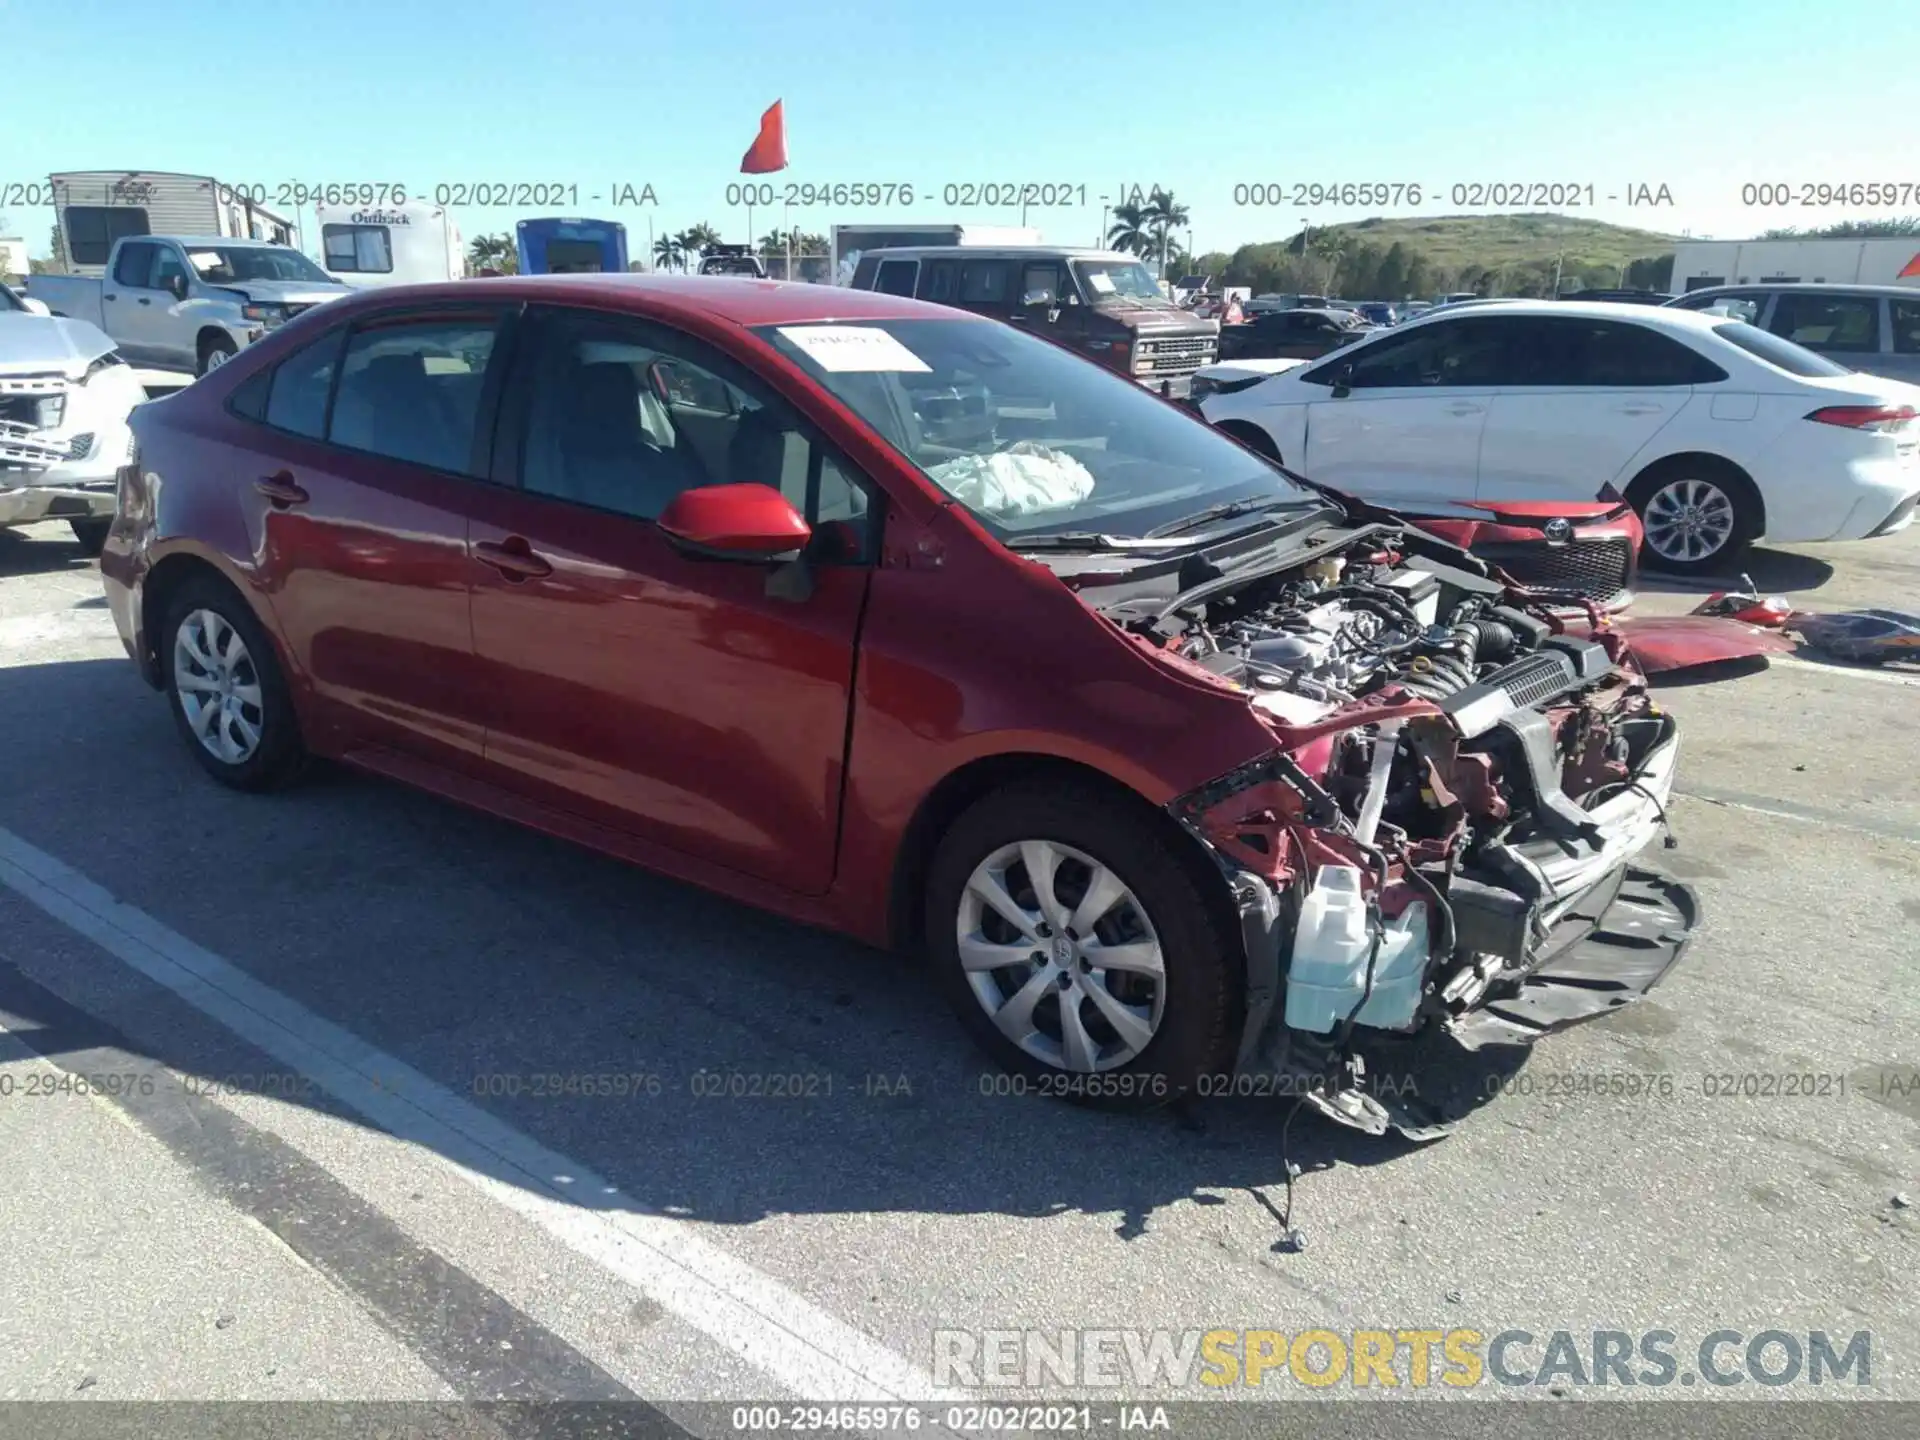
[1131, 524, 1699, 1138]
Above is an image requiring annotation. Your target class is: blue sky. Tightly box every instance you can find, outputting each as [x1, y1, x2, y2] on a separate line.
[4, 0, 1912, 261]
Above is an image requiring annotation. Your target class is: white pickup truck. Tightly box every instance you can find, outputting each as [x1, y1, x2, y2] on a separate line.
[28, 235, 352, 376]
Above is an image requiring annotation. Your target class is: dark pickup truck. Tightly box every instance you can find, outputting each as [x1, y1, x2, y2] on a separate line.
[847, 245, 1219, 398]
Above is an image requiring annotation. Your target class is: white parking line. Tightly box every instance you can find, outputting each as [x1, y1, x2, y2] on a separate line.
[0, 824, 956, 1406]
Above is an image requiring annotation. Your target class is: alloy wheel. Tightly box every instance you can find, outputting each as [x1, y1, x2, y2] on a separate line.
[1642, 478, 1736, 565]
[173, 608, 265, 764]
[955, 839, 1166, 1072]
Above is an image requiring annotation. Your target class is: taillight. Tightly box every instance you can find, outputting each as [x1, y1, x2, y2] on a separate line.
[1805, 404, 1916, 432]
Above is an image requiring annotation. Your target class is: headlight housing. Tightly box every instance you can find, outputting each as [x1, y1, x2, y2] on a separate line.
[242, 303, 289, 326]
[83, 350, 128, 380]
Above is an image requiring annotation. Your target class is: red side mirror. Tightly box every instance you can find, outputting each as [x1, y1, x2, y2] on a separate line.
[656, 484, 811, 559]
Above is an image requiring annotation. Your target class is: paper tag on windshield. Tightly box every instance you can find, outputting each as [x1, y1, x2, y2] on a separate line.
[1085, 272, 1116, 294]
[188, 252, 223, 269]
[777, 325, 930, 373]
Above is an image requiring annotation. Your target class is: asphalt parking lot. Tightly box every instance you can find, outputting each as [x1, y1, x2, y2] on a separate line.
[0, 379, 1915, 1432]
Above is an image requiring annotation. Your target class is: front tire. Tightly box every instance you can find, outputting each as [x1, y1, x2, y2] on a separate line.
[198, 335, 239, 376]
[924, 782, 1240, 1110]
[160, 574, 307, 790]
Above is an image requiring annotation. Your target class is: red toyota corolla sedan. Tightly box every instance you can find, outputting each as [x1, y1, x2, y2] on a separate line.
[101, 276, 1696, 1134]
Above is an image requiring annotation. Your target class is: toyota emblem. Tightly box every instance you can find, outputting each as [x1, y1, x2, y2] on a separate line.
[1543, 518, 1574, 543]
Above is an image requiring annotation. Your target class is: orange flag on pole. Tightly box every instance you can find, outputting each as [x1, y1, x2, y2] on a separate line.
[741, 101, 788, 174]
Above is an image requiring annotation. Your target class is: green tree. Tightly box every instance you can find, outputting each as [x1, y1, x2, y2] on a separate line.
[465, 233, 517, 275]
[652, 234, 685, 271]
[1106, 201, 1151, 256]
[1142, 187, 1191, 277]
[1373, 241, 1408, 300]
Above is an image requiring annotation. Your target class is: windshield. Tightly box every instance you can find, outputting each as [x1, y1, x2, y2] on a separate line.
[1712, 321, 1853, 378]
[0, 285, 21, 313]
[755, 317, 1317, 539]
[1071, 260, 1172, 307]
[186, 246, 334, 285]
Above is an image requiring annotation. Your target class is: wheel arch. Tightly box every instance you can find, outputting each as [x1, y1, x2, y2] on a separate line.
[142, 550, 283, 683]
[885, 751, 1242, 962]
[1623, 451, 1766, 537]
[1213, 417, 1282, 462]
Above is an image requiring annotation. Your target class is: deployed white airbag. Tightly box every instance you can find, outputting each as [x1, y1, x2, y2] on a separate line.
[929, 442, 1096, 517]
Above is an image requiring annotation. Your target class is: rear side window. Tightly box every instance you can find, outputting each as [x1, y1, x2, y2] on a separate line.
[1892, 299, 1920, 356]
[1672, 291, 1766, 324]
[1309, 317, 1517, 388]
[112, 242, 156, 288]
[1712, 322, 1852, 378]
[328, 314, 505, 474]
[1517, 318, 1726, 386]
[265, 330, 347, 438]
[1768, 293, 1880, 354]
[874, 259, 918, 296]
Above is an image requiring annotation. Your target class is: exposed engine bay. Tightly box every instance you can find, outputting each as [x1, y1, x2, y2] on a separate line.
[1094, 518, 1698, 1139]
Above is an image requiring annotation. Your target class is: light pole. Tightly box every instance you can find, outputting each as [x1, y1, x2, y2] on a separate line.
[1098, 199, 1110, 249]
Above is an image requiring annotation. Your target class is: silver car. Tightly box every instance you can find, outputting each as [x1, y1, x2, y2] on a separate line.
[1664, 283, 1920, 384]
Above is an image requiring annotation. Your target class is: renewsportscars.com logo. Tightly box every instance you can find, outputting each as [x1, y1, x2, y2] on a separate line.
[932, 1327, 1872, 1391]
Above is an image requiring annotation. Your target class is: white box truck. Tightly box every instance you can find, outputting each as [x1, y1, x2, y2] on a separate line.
[831, 223, 1041, 285]
[47, 171, 299, 275]
[1671, 237, 1920, 292]
[315, 201, 464, 287]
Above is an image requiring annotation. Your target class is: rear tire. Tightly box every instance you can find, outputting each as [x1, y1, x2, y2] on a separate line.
[1628, 460, 1757, 576]
[68, 517, 111, 556]
[924, 781, 1240, 1111]
[160, 573, 308, 791]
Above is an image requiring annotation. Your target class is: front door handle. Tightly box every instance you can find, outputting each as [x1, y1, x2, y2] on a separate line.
[473, 537, 553, 581]
[254, 472, 309, 507]
[137, 297, 152, 306]
[104, 293, 117, 302]
[1614, 403, 1664, 415]
[1445, 402, 1485, 415]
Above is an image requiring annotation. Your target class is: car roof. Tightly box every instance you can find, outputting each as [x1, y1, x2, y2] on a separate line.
[303, 273, 985, 328]
[857, 246, 1139, 262]
[168, 236, 289, 248]
[1671, 281, 1919, 299]
[1398, 298, 1728, 331]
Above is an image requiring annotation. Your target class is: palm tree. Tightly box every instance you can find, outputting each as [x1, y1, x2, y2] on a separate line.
[678, 223, 722, 268]
[1142, 188, 1190, 278]
[651, 234, 684, 272]
[465, 233, 517, 276]
[1105, 201, 1150, 257]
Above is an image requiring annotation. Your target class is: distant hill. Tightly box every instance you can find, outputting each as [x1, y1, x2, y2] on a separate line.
[1310, 213, 1682, 269]
[1196, 212, 1684, 299]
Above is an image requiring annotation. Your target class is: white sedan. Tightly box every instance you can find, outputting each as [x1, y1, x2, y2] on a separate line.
[1197, 300, 1920, 572]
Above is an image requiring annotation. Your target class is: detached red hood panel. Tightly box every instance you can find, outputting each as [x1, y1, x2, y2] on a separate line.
[1594, 615, 1797, 672]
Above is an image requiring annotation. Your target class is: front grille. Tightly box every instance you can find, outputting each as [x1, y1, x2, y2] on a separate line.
[1480, 538, 1633, 601]
[67, 433, 96, 460]
[0, 390, 65, 430]
[0, 420, 67, 470]
[1137, 335, 1218, 378]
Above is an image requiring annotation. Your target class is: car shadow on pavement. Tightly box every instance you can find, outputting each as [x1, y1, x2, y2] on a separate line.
[0, 656, 1552, 1245]
[0, 528, 98, 578]
[1637, 546, 1835, 597]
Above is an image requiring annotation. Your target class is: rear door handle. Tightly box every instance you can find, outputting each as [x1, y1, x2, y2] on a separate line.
[254, 472, 309, 507]
[1445, 402, 1485, 415]
[137, 297, 151, 306]
[1614, 403, 1664, 415]
[473, 538, 553, 581]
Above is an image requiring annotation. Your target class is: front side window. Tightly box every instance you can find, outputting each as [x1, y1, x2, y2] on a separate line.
[1020, 262, 1071, 304]
[327, 314, 505, 473]
[518, 312, 874, 545]
[1304, 317, 1517, 388]
[150, 247, 190, 295]
[921, 260, 959, 304]
[1768, 293, 1880, 354]
[322, 225, 394, 275]
[1673, 291, 1767, 324]
[755, 316, 1317, 539]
